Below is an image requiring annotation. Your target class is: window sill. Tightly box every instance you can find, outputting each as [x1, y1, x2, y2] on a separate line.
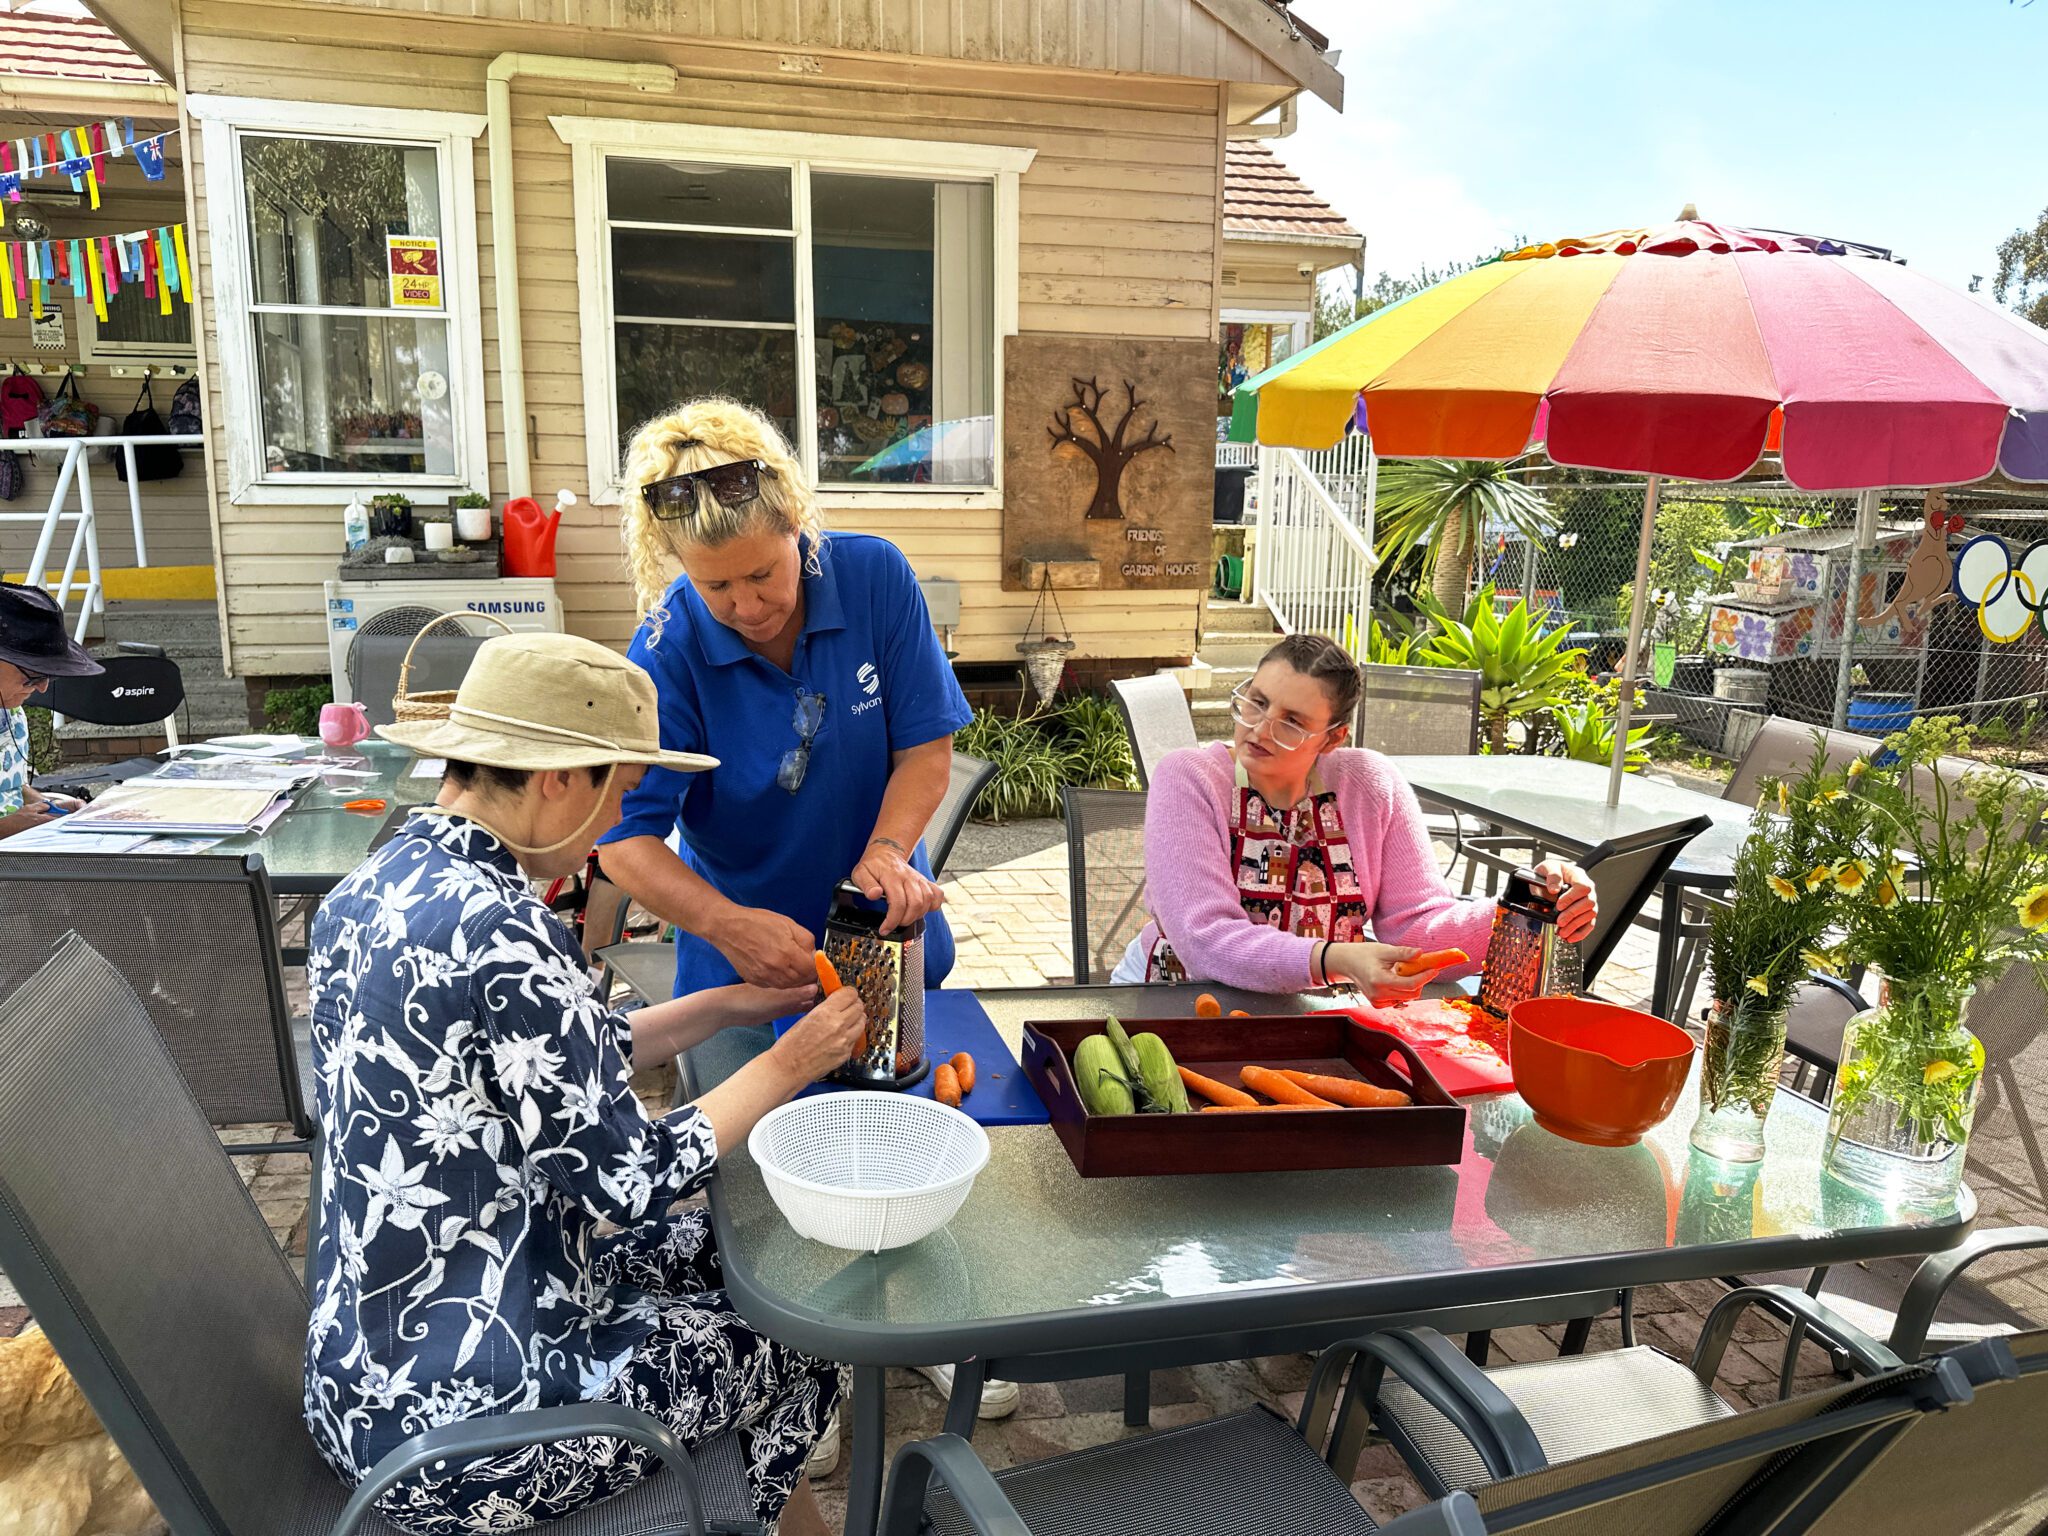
[590, 483, 1003, 513]
[229, 480, 484, 509]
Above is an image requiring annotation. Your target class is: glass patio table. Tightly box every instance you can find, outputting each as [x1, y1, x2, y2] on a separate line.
[1397, 754, 1754, 1018]
[599, 952, 1974, 1536]
[213, 742, 437, 895]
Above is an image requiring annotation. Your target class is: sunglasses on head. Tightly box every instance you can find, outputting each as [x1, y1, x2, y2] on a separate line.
[641, 454, 777, 521]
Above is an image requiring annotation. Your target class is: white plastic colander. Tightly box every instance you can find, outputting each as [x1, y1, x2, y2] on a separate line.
[748, 1092, 990, 1253]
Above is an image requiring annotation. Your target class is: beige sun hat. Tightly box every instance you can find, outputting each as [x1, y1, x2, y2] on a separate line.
[378, 631, 717, 774]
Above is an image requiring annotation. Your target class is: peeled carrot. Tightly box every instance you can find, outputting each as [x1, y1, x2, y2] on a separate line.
[1395, 947, 1469, 977]
[1194, 993, 1223, 1018]
[1201, 1103, 1323, 1112]
[1277, 1069, 1411, 1109]
[1177, 1065, 1257, 1108]
[1240, 1065, 1338, 1107]
[950, 1052, 977, 1095]
[1228, 1009, 1251, 1017]
[814, 951, 842, 994]
[933, 1063, 962, 1108]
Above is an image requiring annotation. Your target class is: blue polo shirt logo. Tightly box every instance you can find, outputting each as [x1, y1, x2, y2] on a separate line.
[858, 662, 879, 696]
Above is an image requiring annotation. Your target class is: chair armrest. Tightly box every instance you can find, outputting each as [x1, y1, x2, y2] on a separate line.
[1298, 1327, 1548, 1485]
[1893, 1226, 2048, 1358]
[329, 1402, 717, 1536]
[1692, 1284, 1902, 1395]
[878, 1432, 1033, 1536]
[1378, 1492, 1486, 1536]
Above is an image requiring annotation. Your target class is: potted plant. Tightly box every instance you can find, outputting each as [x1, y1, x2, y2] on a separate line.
[1822, 717, 2048, 1206]
[1690, 742, 1875, 1161]
[369, 491, 414, 540]
[451, 490, 493, 543]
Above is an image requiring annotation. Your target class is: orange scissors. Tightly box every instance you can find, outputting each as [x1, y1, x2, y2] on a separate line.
[343, 798, 389, 815]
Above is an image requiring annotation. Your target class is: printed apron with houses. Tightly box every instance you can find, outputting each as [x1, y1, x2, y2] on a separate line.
[1144, 762, 1368, 981]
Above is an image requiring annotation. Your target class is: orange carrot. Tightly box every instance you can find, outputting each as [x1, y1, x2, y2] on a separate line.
[1228, 1009, 1251, 1018]
[1276, 1069, 1411, 1108]
[933, 1063, 962, 1108]
[814, 951, 842, 994]
[1240, 1065, 1338, 1107]
[950, 1052, 977, 1095]
[1396, 947, 1469, 977]
[1201, 1103, 1323, 1112]
[1194, 993, 1223, 1018]
[1177, 1065, 1257, 1108]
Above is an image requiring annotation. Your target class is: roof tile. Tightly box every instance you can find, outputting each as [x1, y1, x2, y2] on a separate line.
[1224, 138, 1360, 243]
[0, 10, 162, 87]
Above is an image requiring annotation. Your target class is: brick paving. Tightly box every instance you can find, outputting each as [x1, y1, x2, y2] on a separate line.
[0, 829, 2004, 1531]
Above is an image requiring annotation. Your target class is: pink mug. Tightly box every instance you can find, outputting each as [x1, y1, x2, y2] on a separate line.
[318, 701, 371, 753]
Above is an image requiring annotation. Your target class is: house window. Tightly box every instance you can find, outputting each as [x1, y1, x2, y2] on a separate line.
[77, 276, 194, 361]
[559, 119, 1028, 504]
[193, 96, 487, 503]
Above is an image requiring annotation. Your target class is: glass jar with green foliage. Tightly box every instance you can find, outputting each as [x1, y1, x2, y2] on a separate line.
[1691, 742, 1876, 1162]
[1823, 718, 2048, 1207]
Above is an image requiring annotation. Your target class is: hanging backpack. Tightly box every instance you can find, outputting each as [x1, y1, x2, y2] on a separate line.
[39, 373, 99, 438]
[0, 368, 44, 435]
[169, 375, 202, 435]
[0, 451, 23, 501]
[117, 380, 183, 482]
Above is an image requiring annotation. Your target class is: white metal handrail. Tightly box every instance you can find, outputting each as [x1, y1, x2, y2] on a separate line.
[1253, 443, 1380, 653]
[1, 432, 204, 641]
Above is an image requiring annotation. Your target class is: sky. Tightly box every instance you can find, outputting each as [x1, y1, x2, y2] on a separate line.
[1275, 0, 2045, 299]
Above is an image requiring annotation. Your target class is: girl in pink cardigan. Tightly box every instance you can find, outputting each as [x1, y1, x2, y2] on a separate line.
[1115, 634, 1595, 998]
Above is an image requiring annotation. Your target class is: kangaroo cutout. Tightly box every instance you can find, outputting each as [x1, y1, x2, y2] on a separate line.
[1860, 490, 1961, 629]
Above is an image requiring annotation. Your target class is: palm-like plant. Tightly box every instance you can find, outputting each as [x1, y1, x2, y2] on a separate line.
[1416, 586, 1586, 752]
[1373, 457, 1556, 619]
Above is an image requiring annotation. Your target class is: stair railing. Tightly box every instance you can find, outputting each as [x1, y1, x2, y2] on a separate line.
[1250, 440, 1378, 653]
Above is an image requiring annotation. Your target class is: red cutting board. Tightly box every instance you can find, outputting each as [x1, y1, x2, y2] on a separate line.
[1320, 1000, 1514, 1097]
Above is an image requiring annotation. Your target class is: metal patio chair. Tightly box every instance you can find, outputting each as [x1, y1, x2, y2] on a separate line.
[0, 933, 761, 1536]
[1108, 673, 1197, 790]
[1355, 664, 1485, 878]
[878, 1300, 1991, 1536]
[0, 851, 313, 1160]
[348, 628, 494, 729]
[1062, 785, 1149, 984]
[926, 751, 997, 878]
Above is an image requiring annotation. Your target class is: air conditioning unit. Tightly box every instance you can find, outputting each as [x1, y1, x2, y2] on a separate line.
[323, 578, 564, 704]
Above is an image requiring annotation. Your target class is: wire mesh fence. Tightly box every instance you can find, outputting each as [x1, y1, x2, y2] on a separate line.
[1396, 470, 2048, 773]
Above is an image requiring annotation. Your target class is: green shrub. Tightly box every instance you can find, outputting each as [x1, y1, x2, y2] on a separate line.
[24, 706, 56, 774]
[956, 691, 1139, 822]
[264, 682, 333, 736]
[1050, 693, 1137, 791]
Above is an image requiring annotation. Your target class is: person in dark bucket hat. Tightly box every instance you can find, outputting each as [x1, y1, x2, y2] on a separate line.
[0, 580, 102, 839]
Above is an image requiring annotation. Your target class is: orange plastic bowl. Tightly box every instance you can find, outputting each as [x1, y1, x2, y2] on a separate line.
[1509, 997, 1695, 1147]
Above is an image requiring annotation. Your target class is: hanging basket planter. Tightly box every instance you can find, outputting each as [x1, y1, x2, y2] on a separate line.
[1016, 566, 1079, 706]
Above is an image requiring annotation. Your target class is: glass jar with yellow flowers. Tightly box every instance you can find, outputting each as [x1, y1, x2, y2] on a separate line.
[1823, 718, 2048, 1208]
[1691, 741, 1878, 1162]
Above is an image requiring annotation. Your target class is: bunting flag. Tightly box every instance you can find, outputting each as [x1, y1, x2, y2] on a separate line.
[0, 223, 193, 317]
[0, 122, 174, 198]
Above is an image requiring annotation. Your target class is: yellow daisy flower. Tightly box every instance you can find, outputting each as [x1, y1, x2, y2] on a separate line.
[1811, 788, 1848, 806]
[1872, 877, 1900, 908]
[1766, 874, 1801, 903]
[1745, 975, 1771, 997]
[1801, 949, 1839, 976]
[1777, 782, 1790, 814]
[1924, 1060, 1958, 1085]
[1834, 859, 1873, 896]
[2017, 883, 2048, 932]
[1847, 757, 1868, 780]
[1803, 863, 1835, 893]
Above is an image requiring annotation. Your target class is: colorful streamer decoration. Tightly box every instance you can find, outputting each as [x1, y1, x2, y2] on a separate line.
[0, 120, 173, 209]
[0, 223, 193, 319]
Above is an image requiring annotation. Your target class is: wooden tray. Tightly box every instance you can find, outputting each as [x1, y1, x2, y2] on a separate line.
[1021, 1014, 1467, 1178]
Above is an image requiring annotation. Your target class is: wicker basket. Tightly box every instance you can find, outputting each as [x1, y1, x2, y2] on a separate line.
[391, 611, 514, 723]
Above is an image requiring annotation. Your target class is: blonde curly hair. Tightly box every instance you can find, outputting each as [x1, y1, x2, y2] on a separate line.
[620, 398, 824, 617]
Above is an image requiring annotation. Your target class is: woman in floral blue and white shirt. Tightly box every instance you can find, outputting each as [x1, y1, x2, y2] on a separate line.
[0, 580, 98, 839]
[304, 633, 864, 1534]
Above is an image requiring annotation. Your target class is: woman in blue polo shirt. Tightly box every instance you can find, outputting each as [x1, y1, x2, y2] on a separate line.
[598, 397, 972, 1002]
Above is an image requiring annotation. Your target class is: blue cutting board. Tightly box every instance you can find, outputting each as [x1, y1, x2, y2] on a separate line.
[794, 989, 1049, 1126]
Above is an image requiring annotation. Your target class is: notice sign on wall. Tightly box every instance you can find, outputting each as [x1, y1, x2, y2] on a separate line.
[386, 237, 442, 309]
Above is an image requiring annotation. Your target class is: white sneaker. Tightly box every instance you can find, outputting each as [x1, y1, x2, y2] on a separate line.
[805, 1414, 839, 1479]
[914, 1363, 1021, 1419]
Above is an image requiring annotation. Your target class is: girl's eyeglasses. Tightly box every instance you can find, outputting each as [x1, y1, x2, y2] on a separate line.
[1228, 684, 1337, 751]
[642, 458, 777, 520]
[777, 689, 828, 794]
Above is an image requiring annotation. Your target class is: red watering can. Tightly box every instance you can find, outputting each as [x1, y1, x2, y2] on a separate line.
[501, 490, 572, 577]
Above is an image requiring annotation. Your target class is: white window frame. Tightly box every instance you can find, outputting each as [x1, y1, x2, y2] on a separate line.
[552, 117, 1033, 511]
[1222, 307, 1311, 359]
[76, 286, 196, 364]
[189, 95, 489, 506]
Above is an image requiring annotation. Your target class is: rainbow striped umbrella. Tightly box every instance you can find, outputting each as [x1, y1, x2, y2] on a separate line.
[1231, 218, 2048, 804]
[1233, 219, 2048, 488]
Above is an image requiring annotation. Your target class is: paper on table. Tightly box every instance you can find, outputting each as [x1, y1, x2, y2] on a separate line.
[164, 735, 307, 760]
[1, 824, 152, 853]
[408, 758, 446, 779]
[145, 835, 227, 855]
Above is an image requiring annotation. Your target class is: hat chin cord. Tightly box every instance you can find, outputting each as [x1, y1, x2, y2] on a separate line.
[431, 762, 618, 859]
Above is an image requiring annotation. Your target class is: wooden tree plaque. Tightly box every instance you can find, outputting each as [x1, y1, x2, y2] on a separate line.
[1002, 334, 1216, 592]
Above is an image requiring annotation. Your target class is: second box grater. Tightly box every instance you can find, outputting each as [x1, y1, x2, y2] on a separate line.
[1476, 866, 1584, 1021]
[822, 883, 928, 1089]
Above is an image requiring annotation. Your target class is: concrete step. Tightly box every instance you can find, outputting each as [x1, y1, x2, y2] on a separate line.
[95, 600, 223, 662]
[1189, 663, 1254, 702]
[1195, 631, 1275, 668]
[1201, 601, 1279, 637]
[1191, 697, 1235, 743]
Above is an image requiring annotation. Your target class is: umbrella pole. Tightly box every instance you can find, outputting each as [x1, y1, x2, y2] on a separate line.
[1608, 474, 1662, 808]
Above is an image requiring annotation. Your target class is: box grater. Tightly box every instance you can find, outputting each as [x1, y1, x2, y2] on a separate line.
[1477, 867, 1584, 1021]
[822, 883, 928, 1090]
